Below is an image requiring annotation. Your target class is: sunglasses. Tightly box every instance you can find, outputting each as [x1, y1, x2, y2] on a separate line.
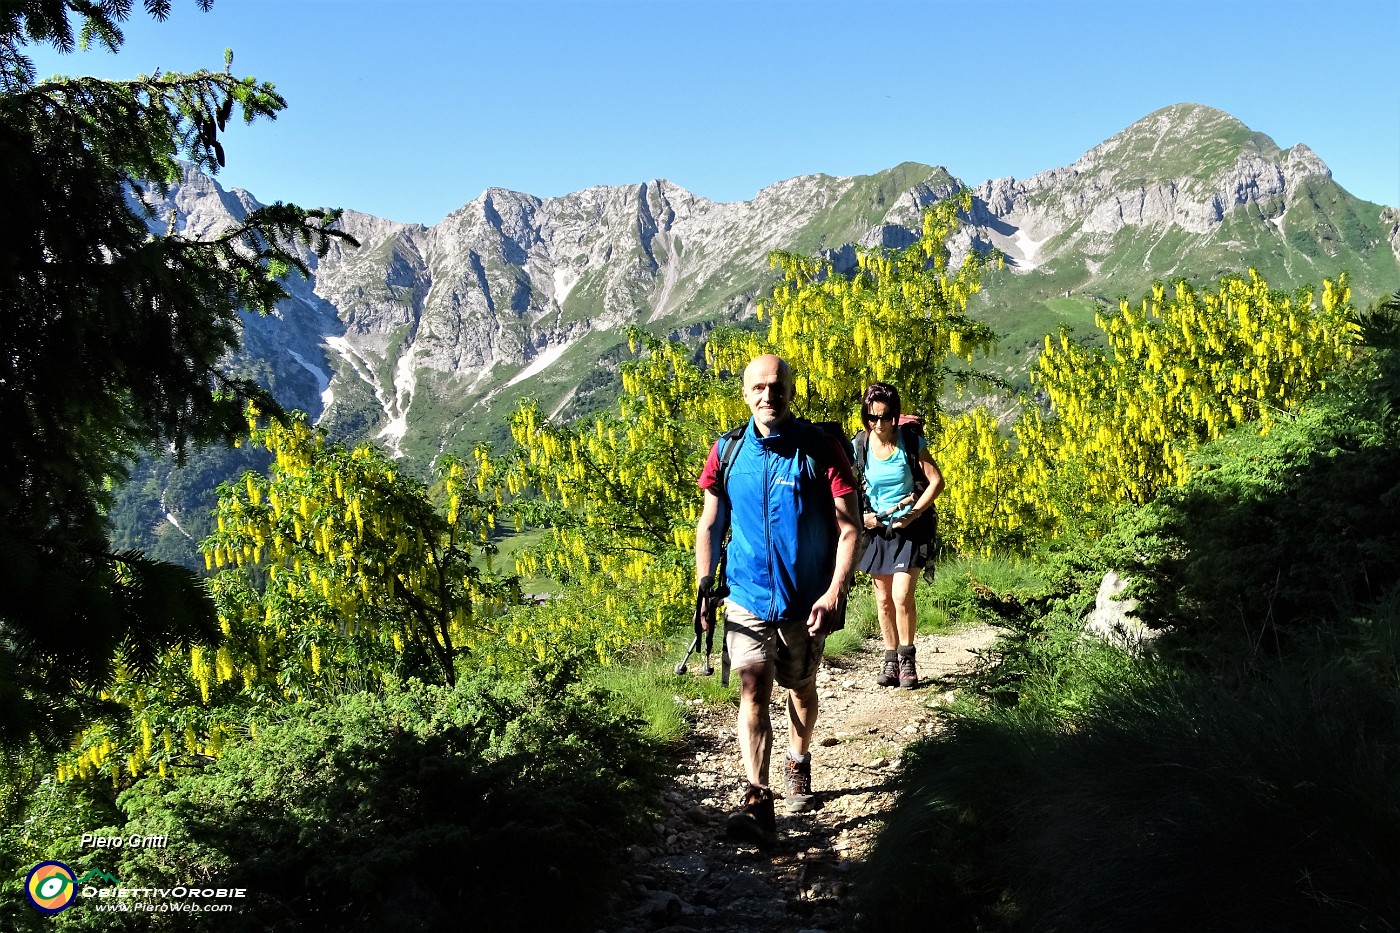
[866, 413, 897, 424]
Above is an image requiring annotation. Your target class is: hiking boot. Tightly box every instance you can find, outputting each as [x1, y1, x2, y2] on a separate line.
[726, 782, 778, 847]
[783, 753, 819, 813]
[876, 649, 900, 687]
[898, 645, 919, 689]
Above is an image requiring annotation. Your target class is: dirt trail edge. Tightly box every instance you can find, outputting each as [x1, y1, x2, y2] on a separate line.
[600, 624, 996, 933]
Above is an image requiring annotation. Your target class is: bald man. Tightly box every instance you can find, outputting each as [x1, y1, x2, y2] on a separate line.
[695, 354, 860, 846]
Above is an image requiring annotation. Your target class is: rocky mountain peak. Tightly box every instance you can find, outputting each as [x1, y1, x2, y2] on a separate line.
[144, 108, 1395, 468]
[961, 102, 1359, 268]
[127, 108, 1399, 565]
[1074, 103, 1258, 185]
[1282, 142, 1330, 180]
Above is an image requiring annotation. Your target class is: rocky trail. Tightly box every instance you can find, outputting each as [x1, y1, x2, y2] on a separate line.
[600, 625, 997, 933]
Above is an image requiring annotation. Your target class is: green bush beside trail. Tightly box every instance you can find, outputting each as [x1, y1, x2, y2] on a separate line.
[3, 662, 660, 933]
[856, 298, 1400, 931]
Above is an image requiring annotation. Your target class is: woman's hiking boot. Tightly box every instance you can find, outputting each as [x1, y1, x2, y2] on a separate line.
[725, 782, 778, 847]
[783, 752, 818, 813]
[876, 649, 900, 687]
[898, 644, 919, 689]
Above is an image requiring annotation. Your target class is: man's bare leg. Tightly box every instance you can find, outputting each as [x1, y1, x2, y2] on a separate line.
[780, 673, 821, 813]
[786, 677, 819, 758]
[737, 661, 775, 787]
[728, 661, 780, 845]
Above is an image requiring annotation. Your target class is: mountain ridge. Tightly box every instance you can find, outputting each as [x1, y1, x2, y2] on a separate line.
[116, 103, 1400, 566]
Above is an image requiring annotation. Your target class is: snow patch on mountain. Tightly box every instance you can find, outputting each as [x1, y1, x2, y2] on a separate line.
[507, 338, 577, 388]
[376, 345, 419, 458]
[987, 226, 1052, 270]
[287, 348, 334, 416]
[327, 335, 412, 456]
[553, 267, 579, 305]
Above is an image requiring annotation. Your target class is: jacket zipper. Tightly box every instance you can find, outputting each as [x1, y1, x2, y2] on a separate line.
[763, 442, 775, 620]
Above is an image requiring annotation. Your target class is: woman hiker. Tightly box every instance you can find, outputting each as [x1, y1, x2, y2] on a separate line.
[852, 382, 944, 688]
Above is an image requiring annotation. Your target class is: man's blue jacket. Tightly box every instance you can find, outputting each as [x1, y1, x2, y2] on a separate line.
[700, 417, 855, 623]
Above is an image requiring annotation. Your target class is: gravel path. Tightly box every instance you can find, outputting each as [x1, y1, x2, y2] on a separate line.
[600, 625, 996, 932]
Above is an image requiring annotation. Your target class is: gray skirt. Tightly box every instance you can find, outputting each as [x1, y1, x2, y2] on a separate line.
[857, 525, 932, 576]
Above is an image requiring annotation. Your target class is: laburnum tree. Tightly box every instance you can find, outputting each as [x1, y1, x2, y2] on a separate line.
[0, 1, 356, 750]
[937, 269, 1365, 555]
[61, 411, 513, 783]
[706, 192, 1001, 431]
[494, 332, 738, 666]
[932, 406, 1041, 556]
[202, 412, 511, 690]
[1020, 271, 1361, 512]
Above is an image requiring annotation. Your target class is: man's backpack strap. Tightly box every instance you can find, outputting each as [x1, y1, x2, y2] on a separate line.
[708, 425, 747, 599]
[713, 425, 747, 501]
[711, 425, 746, 688]
[852, 429, 871, 514]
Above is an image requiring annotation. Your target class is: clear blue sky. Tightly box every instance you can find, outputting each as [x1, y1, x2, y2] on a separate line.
[26, 0, 1400, 225]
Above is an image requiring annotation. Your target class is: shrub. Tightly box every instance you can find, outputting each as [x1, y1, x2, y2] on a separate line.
[1116, 398, 1400, 663]
[858, 663, 1400, 932]
[53, 661, 660, 932]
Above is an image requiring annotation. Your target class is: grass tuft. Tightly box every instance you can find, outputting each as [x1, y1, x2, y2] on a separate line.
[588, 634, 735, 746]
[857, 656, 1400, 932]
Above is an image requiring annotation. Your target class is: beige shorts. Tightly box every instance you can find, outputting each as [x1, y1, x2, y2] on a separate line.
[723, 601, 825, 689]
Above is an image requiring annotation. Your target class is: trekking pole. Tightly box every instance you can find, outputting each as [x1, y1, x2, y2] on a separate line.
[874, 498, 912, 526]
[677, 576, 720, 676]
[700, 597, 716, 677]
[676, 583, 709, 675]
[675, 631, 704, 675]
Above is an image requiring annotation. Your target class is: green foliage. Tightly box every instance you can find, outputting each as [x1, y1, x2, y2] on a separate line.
[835, 558, 1031, 657]
[49, 413, 518, 784]
[1358, 290, 1400, 427]
[967, 586, 1154, 717]
[0, 748, 122, 926]
[856, 658, 1400, 924]
[8, 663, 660, 932]
[858, 664, 1400, 933]
[859, 300, 1400, 930]
[1120, 407, 1399, 658]
[0, 1, 357, 751]
[487, 330, 729, 664]
[922, 556, 1052, 631]
[820, 625, 865, 659]
[587, 638, 734, 746]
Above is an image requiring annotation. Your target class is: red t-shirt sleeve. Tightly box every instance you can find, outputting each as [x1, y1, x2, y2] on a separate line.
[825, 436, 857, 499]
[697, 442, 722, 491]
